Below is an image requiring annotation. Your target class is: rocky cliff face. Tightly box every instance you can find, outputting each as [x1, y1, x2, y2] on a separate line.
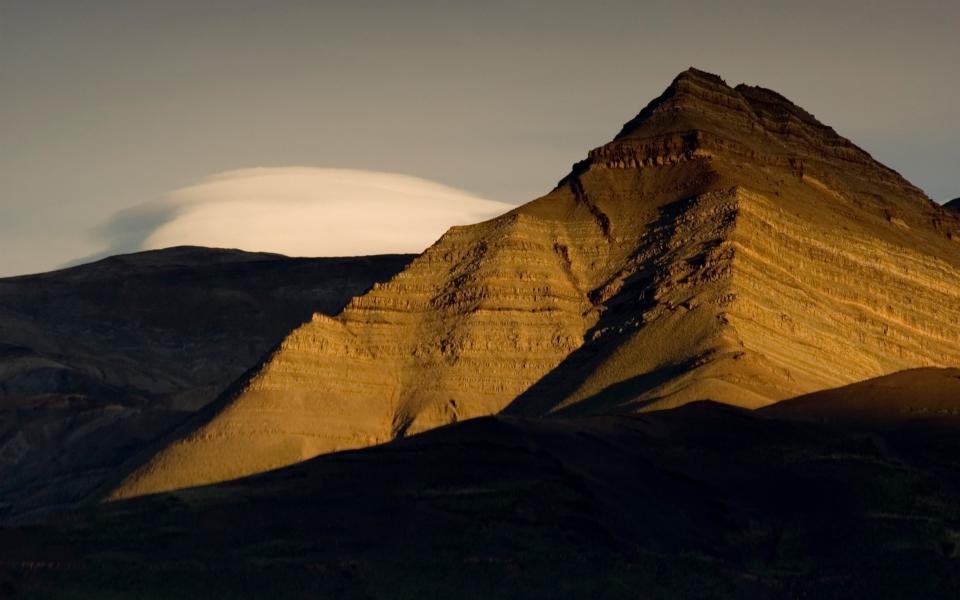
[112, 69, 960, 499]
[0, 247, 412, 519]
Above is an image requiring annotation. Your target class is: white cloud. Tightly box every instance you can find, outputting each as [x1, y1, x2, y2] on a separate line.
[91, 168, 513, 259]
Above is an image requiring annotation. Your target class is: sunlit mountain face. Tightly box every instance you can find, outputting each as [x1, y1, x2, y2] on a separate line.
[107, 70, 960, 511]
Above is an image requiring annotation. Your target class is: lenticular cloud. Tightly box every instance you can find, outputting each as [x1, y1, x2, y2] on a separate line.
[93, 168, 513, 259]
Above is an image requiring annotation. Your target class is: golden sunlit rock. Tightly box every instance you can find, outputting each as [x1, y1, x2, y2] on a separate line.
[110, 69, 960, 500]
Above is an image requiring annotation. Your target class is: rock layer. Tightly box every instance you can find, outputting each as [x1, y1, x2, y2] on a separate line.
[112, 68, 960, 499]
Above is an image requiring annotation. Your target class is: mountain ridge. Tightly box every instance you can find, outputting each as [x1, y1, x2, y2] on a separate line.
[109, 68, 960, 500]
[764, 367, 960, 425]
[0, 247, 413, 520]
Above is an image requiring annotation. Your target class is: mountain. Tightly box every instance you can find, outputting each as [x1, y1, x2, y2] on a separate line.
[0, 247, 412, 520]
[763, 367, 960, 425]
[946, 197, 960, 211]
[7, 371, 960, 598]
[110, 68, 960, 500]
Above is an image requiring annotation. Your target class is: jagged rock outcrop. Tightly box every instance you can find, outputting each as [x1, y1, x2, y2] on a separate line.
[111, 68, 960, 499]
[0, 247, 412, 519]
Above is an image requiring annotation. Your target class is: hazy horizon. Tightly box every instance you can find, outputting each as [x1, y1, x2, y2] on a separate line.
[3, 0, 958, 276]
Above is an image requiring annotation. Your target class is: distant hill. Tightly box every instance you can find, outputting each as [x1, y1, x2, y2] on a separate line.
[111, 68, 960, 500]
[763, 367, 960, 424]
[0, 246, 412, 520]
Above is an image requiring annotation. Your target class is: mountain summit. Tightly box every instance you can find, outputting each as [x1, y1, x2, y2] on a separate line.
[608, 68, 925, 199]
[110, 69, 960, 499]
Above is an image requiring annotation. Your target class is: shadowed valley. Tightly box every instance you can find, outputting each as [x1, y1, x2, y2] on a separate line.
[4, 370, 960, 599]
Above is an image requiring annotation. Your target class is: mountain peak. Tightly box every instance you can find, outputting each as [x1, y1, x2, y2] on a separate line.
[674, 66, 729, 86]
[612, 67, 838, 147]
[584, 69, 928, 207]
[611, 67, 740, 141]
[108, 69, 960, 500]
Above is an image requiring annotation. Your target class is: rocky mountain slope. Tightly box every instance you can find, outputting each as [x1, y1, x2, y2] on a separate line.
[0, 247, 412, 520]
[7, 370, 960, 599]
[111, 68, 960, 499]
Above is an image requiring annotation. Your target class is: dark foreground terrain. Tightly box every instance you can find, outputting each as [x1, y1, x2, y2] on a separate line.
[3, 369, 960, 599]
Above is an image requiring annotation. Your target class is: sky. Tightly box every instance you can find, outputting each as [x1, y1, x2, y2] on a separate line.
[2, 0, 958, 276]
[82, 167, 512, 265]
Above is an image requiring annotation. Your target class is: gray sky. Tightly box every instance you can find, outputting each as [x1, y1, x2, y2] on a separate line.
[2, 0, 958, 276]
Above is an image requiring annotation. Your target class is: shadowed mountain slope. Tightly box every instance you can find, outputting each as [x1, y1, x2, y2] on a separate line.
[0, 247, 412, 520]
[7, 372, 960, 598]
[946, 197, 960, 211]
[764, 367, 960, 425]
[111, 68, 960, 499]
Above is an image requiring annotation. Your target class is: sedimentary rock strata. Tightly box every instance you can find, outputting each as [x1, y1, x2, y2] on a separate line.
[112, 68, 960, 498]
